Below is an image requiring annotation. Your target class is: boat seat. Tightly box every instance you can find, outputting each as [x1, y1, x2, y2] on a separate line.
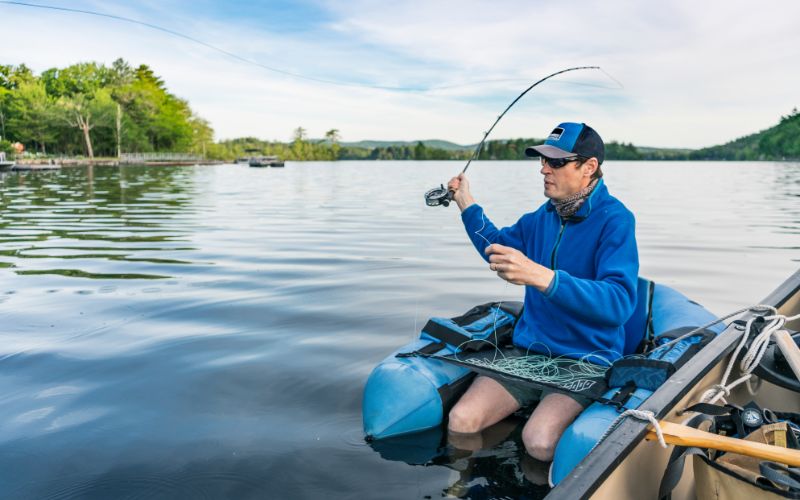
[622, 277, 654, 355]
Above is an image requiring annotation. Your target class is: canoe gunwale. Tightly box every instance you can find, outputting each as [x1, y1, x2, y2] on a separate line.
[548, 269, 800, 500]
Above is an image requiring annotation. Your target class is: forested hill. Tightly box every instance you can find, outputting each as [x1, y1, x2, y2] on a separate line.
[688, 109, 800, 160]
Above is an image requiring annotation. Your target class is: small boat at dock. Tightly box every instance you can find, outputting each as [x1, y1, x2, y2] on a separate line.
[0, 161, 14, 171]
[248, 156, 284, 168]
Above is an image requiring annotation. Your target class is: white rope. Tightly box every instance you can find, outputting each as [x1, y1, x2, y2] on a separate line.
[698, 307, 800, 404]
[594, 409, 667, 451]
[654, 304, 776, 353]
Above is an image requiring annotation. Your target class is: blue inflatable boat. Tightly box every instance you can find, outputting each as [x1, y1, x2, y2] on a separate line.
[362, 277, 725, 482]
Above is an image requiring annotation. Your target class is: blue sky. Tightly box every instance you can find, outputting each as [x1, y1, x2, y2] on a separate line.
[2, 0, 799, 148]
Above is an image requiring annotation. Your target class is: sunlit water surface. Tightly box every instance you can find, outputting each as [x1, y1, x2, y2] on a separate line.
[0, 161, 797, 499]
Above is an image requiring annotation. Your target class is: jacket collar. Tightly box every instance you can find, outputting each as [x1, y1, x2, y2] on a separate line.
[545, 178, 607, 222]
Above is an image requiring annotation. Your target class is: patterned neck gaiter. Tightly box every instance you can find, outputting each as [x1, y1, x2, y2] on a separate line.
[550, 178, 599, 219]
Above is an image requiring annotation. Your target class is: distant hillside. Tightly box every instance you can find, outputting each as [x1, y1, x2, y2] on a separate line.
[340, 139, 472, 151]
[208, 110, 800, 161]
[689, 109, 800, 160]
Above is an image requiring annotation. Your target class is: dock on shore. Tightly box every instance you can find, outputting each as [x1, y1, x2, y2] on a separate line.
[9, 153, 224, 168]
[11, 163, 62, 171]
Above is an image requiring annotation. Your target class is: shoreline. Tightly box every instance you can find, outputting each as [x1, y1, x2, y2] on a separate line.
[13, 159, 225, 167]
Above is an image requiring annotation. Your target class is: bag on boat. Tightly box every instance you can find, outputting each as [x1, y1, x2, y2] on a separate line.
[693, 422, 800, 500]
[362, 301, 523, 440]
[606, 327, 716, 391]
[416, 301, 523, 354]
[659, 402, 800, 499]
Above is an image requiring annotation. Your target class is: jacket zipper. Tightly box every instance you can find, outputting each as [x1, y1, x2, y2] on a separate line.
[550, 220, 567, 269]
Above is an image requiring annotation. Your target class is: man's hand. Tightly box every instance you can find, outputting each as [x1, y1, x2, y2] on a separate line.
[447, 173, 476, 212]
[485, 244, 555, 291]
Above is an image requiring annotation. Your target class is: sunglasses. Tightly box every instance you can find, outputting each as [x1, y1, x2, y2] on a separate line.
[540, 156, 586, 169]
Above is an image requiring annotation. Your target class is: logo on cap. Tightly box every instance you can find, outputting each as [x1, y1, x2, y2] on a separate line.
[548, 127, 564, 141]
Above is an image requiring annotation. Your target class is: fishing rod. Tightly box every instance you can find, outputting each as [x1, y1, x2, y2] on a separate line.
[424, 65, 601, 207]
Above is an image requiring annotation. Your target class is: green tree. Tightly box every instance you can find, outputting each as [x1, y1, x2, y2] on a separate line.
[414, 141, 427, 160]
[189, 115, 213, 157]
[325, 128, 341, 159]
[291, 126, 308, 159]
[57, 88, 116, 159]
[7, 80, 58, 153]
[0, 87, 9, 140]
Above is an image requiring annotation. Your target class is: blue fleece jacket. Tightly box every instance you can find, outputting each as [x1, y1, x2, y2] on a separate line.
[461, 179, 639, 361]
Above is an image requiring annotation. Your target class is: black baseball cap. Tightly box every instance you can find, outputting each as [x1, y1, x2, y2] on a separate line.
[525, 122, 605, 165]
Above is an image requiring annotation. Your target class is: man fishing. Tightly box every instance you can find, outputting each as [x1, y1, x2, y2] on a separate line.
[445, 122, 639, 462]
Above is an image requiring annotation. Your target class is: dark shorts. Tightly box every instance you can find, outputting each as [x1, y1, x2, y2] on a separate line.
[497, 377, 592, 409]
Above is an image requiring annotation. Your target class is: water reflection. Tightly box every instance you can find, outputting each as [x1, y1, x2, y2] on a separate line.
[370, 418, 551, 499]
[0, 165, 198, 279]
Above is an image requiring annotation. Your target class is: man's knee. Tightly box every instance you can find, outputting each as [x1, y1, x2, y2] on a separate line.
[522, 427, 558, 461]
[447, 403, 483, 434]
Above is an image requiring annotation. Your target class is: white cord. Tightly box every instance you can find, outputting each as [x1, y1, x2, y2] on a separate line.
[594, 409, 667, 450]
[698, 308, 800, 404]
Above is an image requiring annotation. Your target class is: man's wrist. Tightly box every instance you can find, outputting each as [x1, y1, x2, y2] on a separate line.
[456, 194, 475, 212]
[533, 268, 555, 292]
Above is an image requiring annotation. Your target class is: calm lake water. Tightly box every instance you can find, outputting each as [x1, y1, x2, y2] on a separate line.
[0, 161, 798, 499]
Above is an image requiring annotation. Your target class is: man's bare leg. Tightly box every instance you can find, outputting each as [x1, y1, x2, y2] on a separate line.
[448, 376, 520, 436]
[521, 392, 584, 461]
[447, 415, 520, 452]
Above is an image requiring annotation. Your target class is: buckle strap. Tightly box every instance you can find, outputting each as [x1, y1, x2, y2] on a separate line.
[396, 341, 446, 358]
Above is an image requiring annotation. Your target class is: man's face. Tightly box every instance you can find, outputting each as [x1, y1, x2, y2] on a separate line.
[539, 157, 595, 201]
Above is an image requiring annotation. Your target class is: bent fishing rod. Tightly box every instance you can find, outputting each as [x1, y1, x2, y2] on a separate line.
[424, 65, 601, 207]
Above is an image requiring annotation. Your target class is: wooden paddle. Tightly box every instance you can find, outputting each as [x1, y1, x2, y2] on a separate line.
[646, 420, 800, 467]
[775, 329, 800, 382]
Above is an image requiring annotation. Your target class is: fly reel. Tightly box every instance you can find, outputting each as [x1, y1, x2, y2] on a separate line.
[424, 184, 453, 207]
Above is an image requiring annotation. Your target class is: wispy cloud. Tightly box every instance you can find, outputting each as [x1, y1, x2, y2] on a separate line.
[2, 0, 799, 147]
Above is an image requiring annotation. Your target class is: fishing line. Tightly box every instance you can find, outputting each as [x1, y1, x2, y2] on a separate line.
[473, 211, 516, 363]
[453, 335, 621, 392]
[0, 1, 617, 94]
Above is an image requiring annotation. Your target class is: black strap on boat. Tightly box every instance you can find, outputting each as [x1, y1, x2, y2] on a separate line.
[421, 320, 474, 347]
[609, 381, 637, 408]
[450, 301, 523, 326]
[658, 447, 707, 500]
[422, 319, 514, 352]
[682, 402, 735, 416]
[437, 372, 476, 408]
[760, 462, 800, 491]
[395, 341, 447, 358]
[396, 320, 492, 358]
[639, 279, 656, 353]
[658, 413, 715, 500]
[583, 383, 636, 412]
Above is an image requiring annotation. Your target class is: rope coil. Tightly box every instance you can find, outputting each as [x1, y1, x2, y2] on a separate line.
[698, 307, 800, 404]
